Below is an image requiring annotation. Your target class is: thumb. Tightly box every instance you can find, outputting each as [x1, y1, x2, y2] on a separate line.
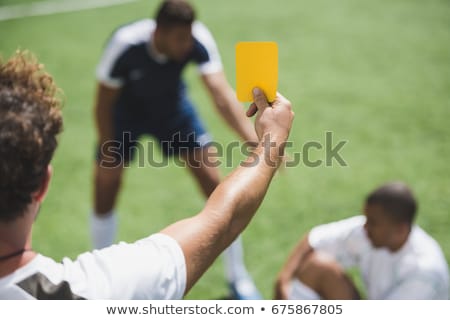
[246, 103, 258, 117]
[252, 87, 269, 112]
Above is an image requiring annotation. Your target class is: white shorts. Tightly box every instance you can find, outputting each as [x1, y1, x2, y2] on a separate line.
[288, 279, 321, 300]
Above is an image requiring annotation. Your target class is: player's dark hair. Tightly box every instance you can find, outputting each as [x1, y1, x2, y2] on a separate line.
[0, 51, 63, 222]
[155, 0, 195, 29]
[365, 182, 417, 225]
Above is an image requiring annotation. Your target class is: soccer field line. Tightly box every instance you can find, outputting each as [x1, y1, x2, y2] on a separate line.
[0, 0, 140, 22]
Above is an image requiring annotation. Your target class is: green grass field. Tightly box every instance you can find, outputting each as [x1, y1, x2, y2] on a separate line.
[1, 0, 449, 299]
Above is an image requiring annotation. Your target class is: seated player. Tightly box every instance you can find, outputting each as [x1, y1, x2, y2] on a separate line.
[275, 182, 449, 300]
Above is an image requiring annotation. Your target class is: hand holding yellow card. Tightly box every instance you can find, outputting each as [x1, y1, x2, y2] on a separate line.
[236, 41, 278, 102]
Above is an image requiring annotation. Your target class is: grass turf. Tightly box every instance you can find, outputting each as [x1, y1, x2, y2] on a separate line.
[1, 0, 449, 299]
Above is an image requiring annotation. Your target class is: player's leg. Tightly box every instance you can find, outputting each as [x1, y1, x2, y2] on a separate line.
[91, 114, 140, 249]
[179, 143, 220, 197]
[289, 251, 360, 300]
[180, 143, 220, 197]
[91, 162, 123, 249]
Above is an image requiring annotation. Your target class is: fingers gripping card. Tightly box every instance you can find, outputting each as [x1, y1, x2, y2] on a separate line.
[236, 42, 278, 102]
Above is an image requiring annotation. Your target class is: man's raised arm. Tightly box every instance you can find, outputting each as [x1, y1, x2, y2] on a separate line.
[161, 88, 294, 294]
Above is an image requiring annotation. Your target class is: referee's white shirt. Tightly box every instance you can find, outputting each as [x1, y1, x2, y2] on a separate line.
[0, 234, 186, 299]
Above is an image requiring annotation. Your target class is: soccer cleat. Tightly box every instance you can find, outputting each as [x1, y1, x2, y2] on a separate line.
[228, 276, 262, 300]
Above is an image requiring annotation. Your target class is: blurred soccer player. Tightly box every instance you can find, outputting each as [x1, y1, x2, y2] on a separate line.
[0, 50, 294, 299]
[91, 0, 260, 299]
[275, 182, 449, 299]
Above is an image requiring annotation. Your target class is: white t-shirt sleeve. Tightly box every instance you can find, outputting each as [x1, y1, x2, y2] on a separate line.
[67, 233, 186, 299]
[95, 19, 155, 88]
[192, 22, 223, 75]
[95, 33, 129, 88]
[308, 216, 366, 268]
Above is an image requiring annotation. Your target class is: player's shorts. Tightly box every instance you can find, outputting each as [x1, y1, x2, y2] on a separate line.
[289, 279, 321, 300]
[97, 92, 212, 165]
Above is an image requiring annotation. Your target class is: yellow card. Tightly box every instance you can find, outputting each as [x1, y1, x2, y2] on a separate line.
[236, 41, 278, 102]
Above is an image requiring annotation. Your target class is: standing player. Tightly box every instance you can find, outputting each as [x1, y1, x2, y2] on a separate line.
[92, 0, 260, 299]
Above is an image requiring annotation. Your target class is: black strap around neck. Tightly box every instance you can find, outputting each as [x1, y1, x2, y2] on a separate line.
[0, 248, 32, 262]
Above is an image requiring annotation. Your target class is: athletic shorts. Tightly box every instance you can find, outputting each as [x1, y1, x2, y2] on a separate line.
[97, 93, 212, 165]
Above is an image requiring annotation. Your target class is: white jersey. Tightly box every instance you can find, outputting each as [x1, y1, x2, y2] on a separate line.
[308, 216, 449, 299]
[0, 234, 186, 299]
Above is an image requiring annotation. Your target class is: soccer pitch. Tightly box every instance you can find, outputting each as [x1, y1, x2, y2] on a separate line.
[1, 0, 449, 299]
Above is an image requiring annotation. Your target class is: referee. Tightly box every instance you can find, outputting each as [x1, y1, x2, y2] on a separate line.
[0, 51, 294, 299]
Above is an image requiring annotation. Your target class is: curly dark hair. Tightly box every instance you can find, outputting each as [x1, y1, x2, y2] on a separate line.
[0, 51, 63, 222]
[155, 0, 195, 29]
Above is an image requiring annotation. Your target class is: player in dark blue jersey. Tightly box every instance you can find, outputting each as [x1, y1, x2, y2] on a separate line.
[92, 0, 260, 299]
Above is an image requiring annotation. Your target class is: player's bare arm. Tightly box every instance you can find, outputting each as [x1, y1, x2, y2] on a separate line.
[201, 71, 258, 144]
[161, 88, 294, 294]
